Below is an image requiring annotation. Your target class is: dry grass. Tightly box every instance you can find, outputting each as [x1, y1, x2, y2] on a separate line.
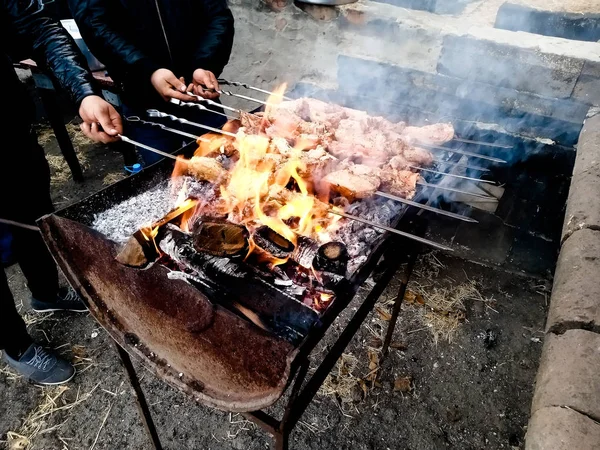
[102, 172, 126, 186]
[410, 280, 492, 345]
[319, 353, 366, 406]
[0, 363, 22, 382]
[6, 382, 101, 450]
[37, 123, 94, 186]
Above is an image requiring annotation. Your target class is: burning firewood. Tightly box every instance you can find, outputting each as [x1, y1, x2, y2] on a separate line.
[115, 234, 148, 268]
[313, 242, 348, 275]
[192, 218, 247, 257]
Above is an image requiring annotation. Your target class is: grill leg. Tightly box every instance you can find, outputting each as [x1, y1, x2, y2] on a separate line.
[382, 251, 418, 356]
[114, 343, 163, 450]
[274, 431, 289, 450]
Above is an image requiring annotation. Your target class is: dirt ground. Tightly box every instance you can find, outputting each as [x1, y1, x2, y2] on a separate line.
[0, 124, 550, 450]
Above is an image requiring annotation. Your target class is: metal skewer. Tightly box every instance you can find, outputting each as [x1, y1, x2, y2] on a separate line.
[191, 87, 272, 107]
[433, 159, 489, 172]
[170, 99, 236, 119]
[416, 143, 507, 163]
[171, 97, 245, 117]
[417, 181, 499, 201]
[408, 165, 497, 185]
[218, 79, 292, 101]
[147, 110, 238, 138]
[452, 137, 512, 149]
[374, 191, 477, 223]
[329, 209, 452, 251]
[125, 116, 210, 142]
[118, 135, 179, 161]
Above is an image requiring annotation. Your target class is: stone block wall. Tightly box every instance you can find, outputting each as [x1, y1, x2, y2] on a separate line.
[223, 0, 600, 146]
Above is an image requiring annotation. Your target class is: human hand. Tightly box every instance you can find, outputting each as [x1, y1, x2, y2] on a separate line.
[190, 69, 220, 99]
[150, 68, 196, 102]
[78, 95, 123, 144]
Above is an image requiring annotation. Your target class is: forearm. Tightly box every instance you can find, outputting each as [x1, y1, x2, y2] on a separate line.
[8, 0, 101, 104]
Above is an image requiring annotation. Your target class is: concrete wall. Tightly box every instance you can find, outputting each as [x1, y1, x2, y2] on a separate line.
[222, 0, 600, 145]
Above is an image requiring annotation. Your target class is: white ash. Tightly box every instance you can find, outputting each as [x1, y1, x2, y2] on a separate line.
[332, 199, 405, 275]
[91, 177, 211, 244]
[92, 176, 404, 276]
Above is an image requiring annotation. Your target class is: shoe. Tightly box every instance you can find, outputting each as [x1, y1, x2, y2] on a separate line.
[31, 287, 88, 313]
[2, 344, 75, 385]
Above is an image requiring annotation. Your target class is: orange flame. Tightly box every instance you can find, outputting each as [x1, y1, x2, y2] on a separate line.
[169, 83, 342, 263]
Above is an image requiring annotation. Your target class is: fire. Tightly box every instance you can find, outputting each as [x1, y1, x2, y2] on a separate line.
[170, 83, 342, 262]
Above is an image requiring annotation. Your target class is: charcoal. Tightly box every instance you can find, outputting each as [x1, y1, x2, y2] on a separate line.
[313, 242, 348, 275]
[253, 226, 294, 259]
[291, 236, 319, 268]
[159, 225, 249, 280]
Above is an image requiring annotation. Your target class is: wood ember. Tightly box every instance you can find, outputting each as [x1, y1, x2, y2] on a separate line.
[115, 235, 148, 267]
[313, 242, 348, 275]
[290, 236, 319, 268]
[193, 218, 247, 257]
[253, 226, 295, 259]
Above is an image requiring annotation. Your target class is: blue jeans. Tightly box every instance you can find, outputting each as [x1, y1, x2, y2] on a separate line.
[122, 101, 228, 166]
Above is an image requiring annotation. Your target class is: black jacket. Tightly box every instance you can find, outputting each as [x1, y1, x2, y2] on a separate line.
[68, 0, 235, 109]
[1, 0, 101, 134]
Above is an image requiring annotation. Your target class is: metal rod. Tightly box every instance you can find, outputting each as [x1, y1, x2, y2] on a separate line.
[433, 159, 490, 172]
[218, 79, 292, 101]
[147, 110, 238, 138]
[118, 135, 179, 160]
[172, 96, 242, 115]
[115, 344, 163, 450]
[452, 137, 512, 149]
[125, 116, 209, 142]
[169, 98, 236, 119]
[382, 250, 418, 356]
[0, 218, 40, 232]
[375, 191, 477, 223]
[283, 240, 411, 432]
[408, 165, 497, 185]
[187, 88, 271, 107]
[330, 210, 452, 251]
[417, 181, 499, 201]
[417, 143, 507, 163]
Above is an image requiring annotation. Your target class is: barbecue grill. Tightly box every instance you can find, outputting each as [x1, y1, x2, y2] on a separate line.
[37, 82, 507, 449]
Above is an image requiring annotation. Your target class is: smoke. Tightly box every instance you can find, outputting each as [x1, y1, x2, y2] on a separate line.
[223, 1, 586, 210]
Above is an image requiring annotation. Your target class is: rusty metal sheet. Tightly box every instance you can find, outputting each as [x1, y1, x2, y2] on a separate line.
[39, 214, 297, 412]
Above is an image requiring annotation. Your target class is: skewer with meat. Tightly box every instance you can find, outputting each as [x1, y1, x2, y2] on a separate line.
[401, 123, 454, 145]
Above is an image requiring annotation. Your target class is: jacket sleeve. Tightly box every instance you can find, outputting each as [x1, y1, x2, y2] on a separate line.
[191, 0, 234, 77]
[6, 0, 101, 104]
[67, 0, 162, 85]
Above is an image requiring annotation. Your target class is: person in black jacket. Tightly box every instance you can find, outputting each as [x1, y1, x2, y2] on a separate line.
[1, 0, 123, 385]
[68, 0, 235, 165]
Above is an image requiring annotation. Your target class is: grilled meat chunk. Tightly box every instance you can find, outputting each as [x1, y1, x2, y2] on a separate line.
[186, 156, 228, 183]
[401, 123, 454, 145]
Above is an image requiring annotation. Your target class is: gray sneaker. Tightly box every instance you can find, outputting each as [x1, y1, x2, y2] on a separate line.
[31, 287, 87, 313]
[2, 344, 75, 385]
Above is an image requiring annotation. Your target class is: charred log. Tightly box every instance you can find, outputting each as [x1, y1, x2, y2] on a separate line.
[193, 218, 248, 257]
[159, 225, 249, 280]
[253, 226, 294, 259]
[291, 236, 319, 268]
[313, 242, 348, 275]
[158, 225, 318, 343]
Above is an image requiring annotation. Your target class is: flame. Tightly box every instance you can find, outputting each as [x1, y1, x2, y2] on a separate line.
[169, 82, 342, 263]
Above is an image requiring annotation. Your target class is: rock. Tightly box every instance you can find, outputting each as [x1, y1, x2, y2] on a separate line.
[573, 61, 600, 106]
[562, 114, 600, 241]
[547, 228, 600, 333]
[438, 31, 585, 99]
[526, 406, 600, 450]
[483, 329, 498, 349]
[393, 376, 412, 393]
[531, 330, 600, 422]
